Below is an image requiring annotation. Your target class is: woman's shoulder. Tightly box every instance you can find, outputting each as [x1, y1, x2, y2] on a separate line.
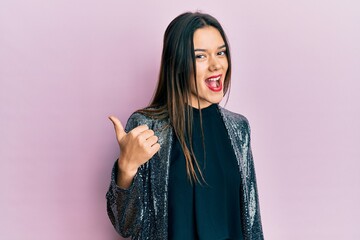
[218, 106, 250, 124]
[124, 107, 169, 133]
[218, 106, 251, 133]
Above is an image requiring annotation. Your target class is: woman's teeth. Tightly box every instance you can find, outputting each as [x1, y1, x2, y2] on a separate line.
[205, 76, 221, 88]
[204, 76, 222, 92]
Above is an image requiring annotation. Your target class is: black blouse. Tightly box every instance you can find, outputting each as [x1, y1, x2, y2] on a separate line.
[168, 104, 244, 240]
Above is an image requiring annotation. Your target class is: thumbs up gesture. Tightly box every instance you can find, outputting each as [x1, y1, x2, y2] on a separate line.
[108, 116, 160, 181]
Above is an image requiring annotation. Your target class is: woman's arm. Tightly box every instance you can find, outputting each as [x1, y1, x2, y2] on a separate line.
[244, 118, 264, 239]
[106, 113, 158, 238]
[106, 160, 144, 237]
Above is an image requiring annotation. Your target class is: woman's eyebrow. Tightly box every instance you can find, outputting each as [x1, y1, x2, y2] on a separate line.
[194, 44, 226, 52]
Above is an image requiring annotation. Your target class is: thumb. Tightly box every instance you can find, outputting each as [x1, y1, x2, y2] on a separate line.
[108, 116, 126, 141]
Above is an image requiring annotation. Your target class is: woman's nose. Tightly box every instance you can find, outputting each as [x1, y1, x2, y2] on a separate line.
[208, 56, 222, 71]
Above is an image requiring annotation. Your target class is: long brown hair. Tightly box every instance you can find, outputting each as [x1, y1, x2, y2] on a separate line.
[137, 12, 232, 184]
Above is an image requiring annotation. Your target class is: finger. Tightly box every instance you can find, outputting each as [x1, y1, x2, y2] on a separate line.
[108, 116, 126, 140]
[146, 135, 158, 146]
[139, 129, 155, 140]
[141, 143, 160, 164]
[130, 124, 149, 136]
[150, 143, 161, 154]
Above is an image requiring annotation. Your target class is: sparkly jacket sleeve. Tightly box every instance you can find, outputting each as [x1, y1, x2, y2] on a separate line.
[243, 117, 264, 239]
[106, 113, 147, 238]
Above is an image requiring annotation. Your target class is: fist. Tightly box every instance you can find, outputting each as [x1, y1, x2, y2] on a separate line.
[108, 116, 160, 175]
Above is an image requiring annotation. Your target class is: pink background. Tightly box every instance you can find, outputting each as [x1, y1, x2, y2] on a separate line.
[1, 0, 359, 239]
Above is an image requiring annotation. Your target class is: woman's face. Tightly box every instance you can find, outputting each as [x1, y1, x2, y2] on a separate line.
[189, 26, 228, 109]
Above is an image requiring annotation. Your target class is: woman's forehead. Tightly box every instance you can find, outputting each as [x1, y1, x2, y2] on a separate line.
[193, 26, 225, 50]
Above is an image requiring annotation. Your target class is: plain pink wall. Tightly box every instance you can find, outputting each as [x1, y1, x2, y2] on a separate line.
[1, 0, 359, 239]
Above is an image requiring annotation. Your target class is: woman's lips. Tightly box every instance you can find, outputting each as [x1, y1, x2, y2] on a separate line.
[205, 74, 223, 92]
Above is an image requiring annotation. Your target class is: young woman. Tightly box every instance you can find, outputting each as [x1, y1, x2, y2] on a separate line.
[107, 12, 264, 240]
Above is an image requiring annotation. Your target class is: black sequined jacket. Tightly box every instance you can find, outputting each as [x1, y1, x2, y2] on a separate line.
[106, 105, 264, 239]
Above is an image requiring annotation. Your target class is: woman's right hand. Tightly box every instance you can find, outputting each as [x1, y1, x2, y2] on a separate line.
[108, 116, 160, 185]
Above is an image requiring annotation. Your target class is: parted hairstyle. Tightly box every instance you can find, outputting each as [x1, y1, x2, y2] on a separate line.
[137, 11, 232, 184]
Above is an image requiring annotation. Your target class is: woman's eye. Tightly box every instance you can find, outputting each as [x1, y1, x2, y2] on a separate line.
[218, 50, 226, 56]
[195, 54, 205, 59]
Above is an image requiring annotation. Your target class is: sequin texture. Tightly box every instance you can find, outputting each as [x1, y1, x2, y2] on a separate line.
[106, 105, 264, 239]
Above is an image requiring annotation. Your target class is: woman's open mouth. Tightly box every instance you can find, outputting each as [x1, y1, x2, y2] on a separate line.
[205, 74, 223, 92]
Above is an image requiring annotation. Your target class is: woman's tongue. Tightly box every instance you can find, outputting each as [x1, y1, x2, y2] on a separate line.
[205, 79, 219, 88]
